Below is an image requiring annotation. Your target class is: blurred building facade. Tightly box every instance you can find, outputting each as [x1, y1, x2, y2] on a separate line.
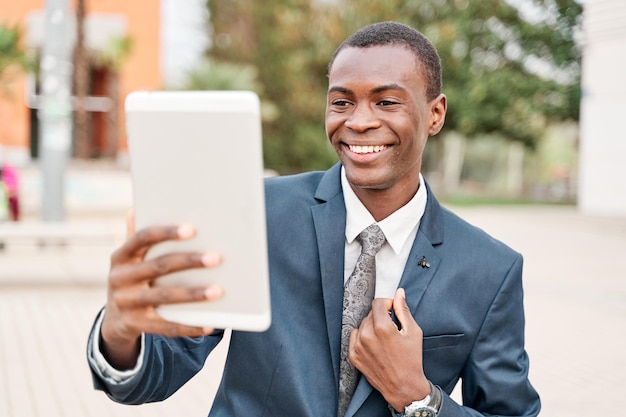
[579, 0, 626, 216]
[0, 0, 161, 166]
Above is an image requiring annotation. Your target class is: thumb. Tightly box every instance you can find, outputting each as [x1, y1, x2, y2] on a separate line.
[393, 288, 412, 334]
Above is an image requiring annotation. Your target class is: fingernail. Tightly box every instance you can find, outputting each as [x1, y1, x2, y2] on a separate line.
[205, 286, 223, 299]
[201, 252, 221, 267]
[177, 224, 195, 239]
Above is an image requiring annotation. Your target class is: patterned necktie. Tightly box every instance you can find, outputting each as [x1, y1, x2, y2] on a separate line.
[337, 224, 386, 417]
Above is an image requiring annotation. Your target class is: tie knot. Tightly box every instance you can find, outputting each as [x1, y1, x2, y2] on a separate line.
[357, 224, 386, 256]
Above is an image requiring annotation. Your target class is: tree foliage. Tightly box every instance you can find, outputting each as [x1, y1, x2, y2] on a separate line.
[0, 24, 34, 92]
[208, 0, 339, 173]
[206, 0, 582, 173]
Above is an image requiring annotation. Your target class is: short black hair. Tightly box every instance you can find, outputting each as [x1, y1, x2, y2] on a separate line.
[328, 21, 442, 101]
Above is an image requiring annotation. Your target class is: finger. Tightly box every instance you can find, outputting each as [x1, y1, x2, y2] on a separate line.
[114, 284, 224, 309]
[114, 224, 196, 263]
[111, 251, 222, 286]
[348, 327, 360, 360]
[359, 298, 396, 341]
[371, 297, 392, 315]
[370, 297, 395, 326]
[392, 288, 413, 334]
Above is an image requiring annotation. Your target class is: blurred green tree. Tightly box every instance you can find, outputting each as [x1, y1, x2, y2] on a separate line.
[0, 23, 33, 95]
[208, 0, 339, 173]
[206, 0, 581, 173]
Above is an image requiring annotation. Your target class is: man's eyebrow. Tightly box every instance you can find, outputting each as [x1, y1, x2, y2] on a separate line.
[328, 86, 352, 95]
[327, 84, 406, 95]
[371, 83, 405, 94]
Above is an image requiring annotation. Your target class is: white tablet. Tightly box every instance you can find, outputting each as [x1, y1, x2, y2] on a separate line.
[125, 90, 271, 332]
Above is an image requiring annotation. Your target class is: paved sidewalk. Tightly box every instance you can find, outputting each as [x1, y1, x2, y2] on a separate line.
[1, 204, 625, 416]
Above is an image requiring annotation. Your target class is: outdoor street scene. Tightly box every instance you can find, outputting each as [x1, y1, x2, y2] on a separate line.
[1, 0, 626, 416]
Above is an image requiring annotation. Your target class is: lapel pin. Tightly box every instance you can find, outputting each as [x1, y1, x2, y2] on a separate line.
[418, 256, 430, 268]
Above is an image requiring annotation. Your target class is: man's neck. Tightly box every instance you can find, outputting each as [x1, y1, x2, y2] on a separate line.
[352, 182, 420, 222]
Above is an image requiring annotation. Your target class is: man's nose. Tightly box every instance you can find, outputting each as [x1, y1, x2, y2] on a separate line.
[344, 104, 381, 132]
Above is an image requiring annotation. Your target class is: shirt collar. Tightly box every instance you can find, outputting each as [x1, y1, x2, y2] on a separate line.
[342, 166, 428, 255]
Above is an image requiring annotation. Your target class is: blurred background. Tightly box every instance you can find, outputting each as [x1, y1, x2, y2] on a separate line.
[3, 0, 620, 215]
[0, 0, 625, 416]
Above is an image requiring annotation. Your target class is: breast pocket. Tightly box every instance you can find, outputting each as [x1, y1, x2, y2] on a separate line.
[422, 333, 467, 391]
[422, 333, 465, 351]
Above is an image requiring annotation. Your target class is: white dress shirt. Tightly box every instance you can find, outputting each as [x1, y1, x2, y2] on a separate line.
[341, 167, 427, 298]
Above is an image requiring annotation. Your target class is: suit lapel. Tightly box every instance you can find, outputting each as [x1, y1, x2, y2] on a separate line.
[347, 182, 445, 417]
[311, 164, 346, 391]
[398, 234, 442, 315]
[399, 181, 444, 317]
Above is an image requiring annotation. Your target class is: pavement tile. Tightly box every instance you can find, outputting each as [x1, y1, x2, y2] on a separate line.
[0, 286, 228, 417]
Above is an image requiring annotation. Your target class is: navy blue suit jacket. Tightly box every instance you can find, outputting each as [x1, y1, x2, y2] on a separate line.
[90, 163, 540, 416]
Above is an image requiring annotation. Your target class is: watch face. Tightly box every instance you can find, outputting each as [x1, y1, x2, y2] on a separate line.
[408, 408, 437, 417]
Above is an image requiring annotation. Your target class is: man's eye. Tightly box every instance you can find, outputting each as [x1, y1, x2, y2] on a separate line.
[378, 100, 398, 106]
[332, 100, 351, 106]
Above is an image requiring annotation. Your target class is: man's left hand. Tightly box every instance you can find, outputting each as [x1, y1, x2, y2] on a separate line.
[349, 288, 431, 412]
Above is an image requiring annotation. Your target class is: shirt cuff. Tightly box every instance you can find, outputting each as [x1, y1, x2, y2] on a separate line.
[87, 309, 145, 385]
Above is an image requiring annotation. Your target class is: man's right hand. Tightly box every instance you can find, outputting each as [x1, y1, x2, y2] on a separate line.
[100, 211, 224, 370]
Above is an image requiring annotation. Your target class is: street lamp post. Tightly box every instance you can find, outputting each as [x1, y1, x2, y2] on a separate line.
[38, 0, 73, 222]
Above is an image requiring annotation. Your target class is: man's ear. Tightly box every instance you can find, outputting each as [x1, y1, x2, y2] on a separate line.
[428, 94, 447, 136]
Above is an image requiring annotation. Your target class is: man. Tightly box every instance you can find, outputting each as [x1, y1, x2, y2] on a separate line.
[87, 21, 540, 416]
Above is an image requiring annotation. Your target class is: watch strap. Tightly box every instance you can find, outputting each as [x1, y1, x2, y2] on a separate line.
[388, 380, 442, 417]
[430, 381, 442, 412]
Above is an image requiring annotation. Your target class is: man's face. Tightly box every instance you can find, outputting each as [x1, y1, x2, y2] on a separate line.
[326, 45, 445, 199]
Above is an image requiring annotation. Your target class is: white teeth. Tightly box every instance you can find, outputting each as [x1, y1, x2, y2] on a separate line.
[349, 145, 387, 154]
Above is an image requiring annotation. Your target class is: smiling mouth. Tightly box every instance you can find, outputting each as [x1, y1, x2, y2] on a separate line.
[348, 144, 388, 154]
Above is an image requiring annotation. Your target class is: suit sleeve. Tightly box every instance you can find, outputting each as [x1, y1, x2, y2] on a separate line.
[87, 312, 224, 405]
[438, 254, 541, 417]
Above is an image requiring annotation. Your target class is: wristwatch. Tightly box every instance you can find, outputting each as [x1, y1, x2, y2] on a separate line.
[389, 380, 442, 417]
